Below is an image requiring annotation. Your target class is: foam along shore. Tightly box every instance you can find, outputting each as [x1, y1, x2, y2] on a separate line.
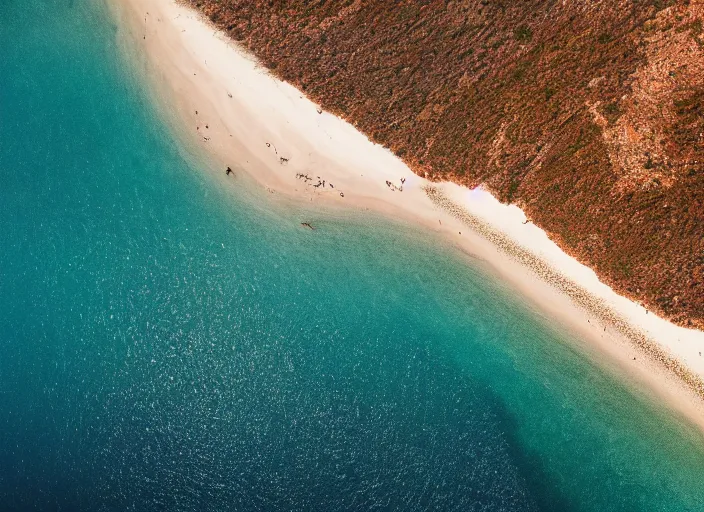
[111, 0, 704, 420]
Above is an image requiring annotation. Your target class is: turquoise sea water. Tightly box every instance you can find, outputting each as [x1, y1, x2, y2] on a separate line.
[1, 1, 704, 510]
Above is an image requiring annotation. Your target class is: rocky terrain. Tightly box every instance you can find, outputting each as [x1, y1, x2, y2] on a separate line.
[185, 0, 704, 329]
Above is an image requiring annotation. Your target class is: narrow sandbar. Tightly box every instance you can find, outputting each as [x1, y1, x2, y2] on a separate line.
[108, 0, 704, 429]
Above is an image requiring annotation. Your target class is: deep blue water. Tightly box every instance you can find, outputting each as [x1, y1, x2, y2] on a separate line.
[1, 1, 704, 511]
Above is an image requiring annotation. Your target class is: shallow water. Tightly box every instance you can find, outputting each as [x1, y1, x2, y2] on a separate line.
[1, 2, 704, 511]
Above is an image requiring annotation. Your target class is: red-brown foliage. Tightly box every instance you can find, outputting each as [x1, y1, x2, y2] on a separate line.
[186, 0, 704, 329]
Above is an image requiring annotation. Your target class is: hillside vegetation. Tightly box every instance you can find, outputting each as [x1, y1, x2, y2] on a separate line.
[187, 0, 704, 329]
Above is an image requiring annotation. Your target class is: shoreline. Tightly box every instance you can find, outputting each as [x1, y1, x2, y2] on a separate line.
[108, 0, 704, 428]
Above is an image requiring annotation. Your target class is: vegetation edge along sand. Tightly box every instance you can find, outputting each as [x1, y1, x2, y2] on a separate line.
[184, 0, 704, 331]
[110, 0, 704, 426]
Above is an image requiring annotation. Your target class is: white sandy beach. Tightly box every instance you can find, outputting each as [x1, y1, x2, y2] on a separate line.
[109, 0, 704, 426]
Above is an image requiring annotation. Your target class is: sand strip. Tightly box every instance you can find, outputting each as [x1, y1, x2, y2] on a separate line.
[108, 0, 704, 428]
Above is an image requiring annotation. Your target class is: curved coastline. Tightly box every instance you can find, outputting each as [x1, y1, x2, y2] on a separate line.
[107, 0, 704, 428]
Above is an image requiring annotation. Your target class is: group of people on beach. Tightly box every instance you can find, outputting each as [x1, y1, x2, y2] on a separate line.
[385, 178, 405, 192]
[296, 173, 344, 197]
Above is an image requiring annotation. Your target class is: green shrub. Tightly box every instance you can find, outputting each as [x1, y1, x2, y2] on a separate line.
[514, 25, 533, 43]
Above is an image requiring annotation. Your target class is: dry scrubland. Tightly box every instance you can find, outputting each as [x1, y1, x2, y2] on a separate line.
[186, 0, 704, 329]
